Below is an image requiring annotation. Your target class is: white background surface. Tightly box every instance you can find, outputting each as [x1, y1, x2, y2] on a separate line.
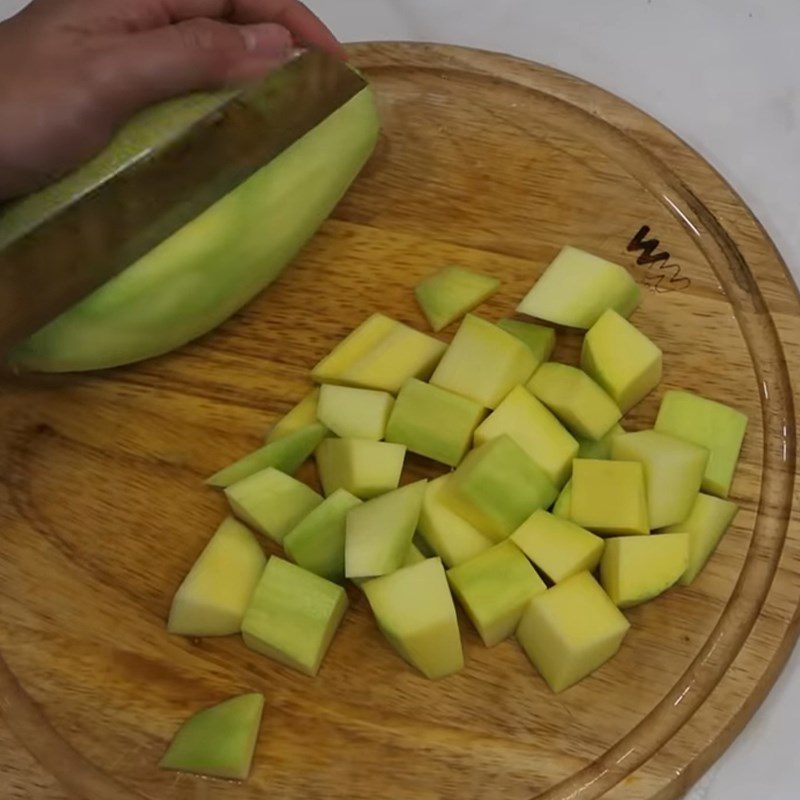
[1, 1, 798, 798]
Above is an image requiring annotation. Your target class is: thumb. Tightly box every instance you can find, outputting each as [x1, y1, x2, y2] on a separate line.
[95, 19, 294, 119]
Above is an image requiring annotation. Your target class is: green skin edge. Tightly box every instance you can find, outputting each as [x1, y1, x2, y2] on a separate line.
[159, 693, 265, 780]
[8, 86, 379, 372]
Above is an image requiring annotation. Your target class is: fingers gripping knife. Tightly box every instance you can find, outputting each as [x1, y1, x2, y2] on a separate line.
[0, 49, 370, 366]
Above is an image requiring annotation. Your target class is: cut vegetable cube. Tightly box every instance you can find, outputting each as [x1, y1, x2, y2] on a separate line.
[600, 533, 689, 607]
[654, 390, 748, 497]
[363, 558, 463, 679]
[315, 438, 405, 499]
[663, 493, 738, 584]
[516, 246, 640, 329]
[311, 313, 446, 393]
[349, 541, 427, 590]
[473, 385, 578, 486]
[442, 435, 558, 541]
[345, 480, 427, 578]
[418, 475, 494, 567]
[527, 362, 621, 441]
[159, 693, 264, 780]
[511, 510, 604, 583]
[241, 557, 348, 676]
[497, 318, 555, 366]
[225, 467, 322, 543]
[385, 378, 485, 467]
[316, 384, 394, 441]
[283, 489, 362, 582]
[312, 313, 395, 379]
[517, 571, 630, 693]
[430, 315, 537, 408]
[551, 479, 573, 520]
[208, 423, 327, 488]
[265, 388, 320, 443]
[611, 430, 709, 529]
[571, 459, 649, 535]
[167, 517, 266, 637]
[576, 424, 625, 460]
[448, 541, 546, 646]
[415, 266, 500, 332]
[581, 310, 662, 412]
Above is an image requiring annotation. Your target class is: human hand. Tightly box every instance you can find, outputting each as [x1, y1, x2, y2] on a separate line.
[0, 0, 345, 201]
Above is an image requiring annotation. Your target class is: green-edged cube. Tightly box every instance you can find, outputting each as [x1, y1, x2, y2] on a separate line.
[527, 362, 621, 441]
[418, 475, 494, 567]
[208, 423, 328, 487]
[581, 309, 662, 412]
[315, 438, 405, 499]
[664, 492, 738, 584]
[241, 557, 348, 676]
[316, 384, 394, 441]
[511, 510, 604, 583]
[415, 266, 500, 332]
[442, 435, 558, 541]
[345, 480, 427, 578]
[517, 571, 630, 692]
[448, 541, 546, 646]
[385, 378, 485, 467]
[474, 385, 578, 486]
[283, 489, 362, 582]
[225, 467, 322, 543]
[611, 429, 709, 529]
[571, 459, 649, 535]
[430, 314, 537, 408]
[600, 533, 689, 607]
[516, 246, 640, 329]
[655, 390, 748, 497]
[363, 558, 463, 679]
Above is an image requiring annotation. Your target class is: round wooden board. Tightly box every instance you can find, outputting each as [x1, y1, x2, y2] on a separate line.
[1, 42, 798, 800]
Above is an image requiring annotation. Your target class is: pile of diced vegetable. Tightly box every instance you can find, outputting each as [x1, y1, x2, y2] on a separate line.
[160, 246, 747, 780]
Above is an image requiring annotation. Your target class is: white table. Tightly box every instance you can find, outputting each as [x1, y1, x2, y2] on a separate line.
[1, 1, 798, 797]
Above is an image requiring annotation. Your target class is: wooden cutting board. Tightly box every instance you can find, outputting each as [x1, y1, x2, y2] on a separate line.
[1, 42, 798, 800]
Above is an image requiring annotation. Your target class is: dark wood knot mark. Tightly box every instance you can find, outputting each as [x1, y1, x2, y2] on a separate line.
[627, 225, 691, 293]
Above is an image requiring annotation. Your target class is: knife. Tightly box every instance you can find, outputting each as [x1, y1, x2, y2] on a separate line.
[0, 48, 366, 356]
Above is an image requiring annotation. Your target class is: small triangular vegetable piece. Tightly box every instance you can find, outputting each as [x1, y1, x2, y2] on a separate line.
[415, 266, 499, 332]
[159, 693, 264, 780]
[208, 423, 327, 488]
[265, 389, 320, 443]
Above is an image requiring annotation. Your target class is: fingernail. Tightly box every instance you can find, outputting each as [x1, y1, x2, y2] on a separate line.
[240, 23, 293, 58]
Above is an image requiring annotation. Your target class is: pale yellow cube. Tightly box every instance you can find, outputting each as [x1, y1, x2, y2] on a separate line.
[511, 510, 604, 583]
[517, 571, 630, 693]
[600, 533, 689, 607]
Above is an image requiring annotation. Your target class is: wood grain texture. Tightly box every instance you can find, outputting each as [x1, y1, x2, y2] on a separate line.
[0, 42, 798, 800]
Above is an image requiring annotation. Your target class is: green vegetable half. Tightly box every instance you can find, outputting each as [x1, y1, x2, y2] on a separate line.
[9, 86, 379, 372]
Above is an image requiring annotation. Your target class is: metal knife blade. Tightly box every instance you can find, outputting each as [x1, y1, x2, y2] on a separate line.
[0, 48, 366, 356]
